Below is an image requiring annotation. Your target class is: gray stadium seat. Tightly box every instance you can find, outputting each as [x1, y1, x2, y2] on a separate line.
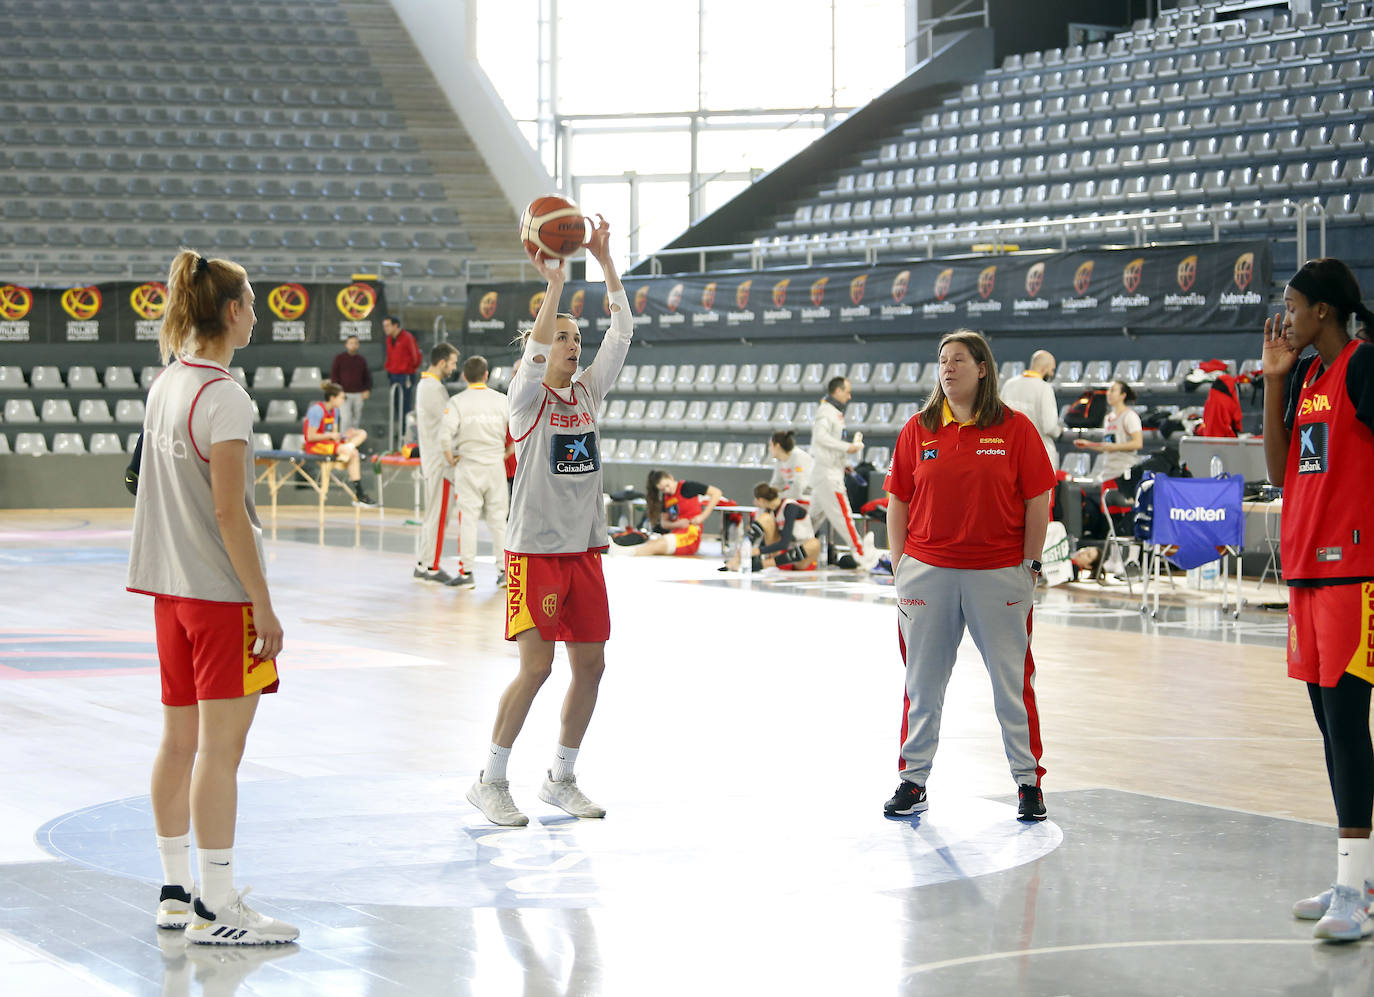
[0, 366, 26, 390]
[89, 432, 124, 455]
[14, 432, 47, 455]
[42, 399, 77, 423]
[52, 433, 86, 455]
[264, 400, 298, 423]
[78, 400, 114, 424]
[115, 399, 145, 423]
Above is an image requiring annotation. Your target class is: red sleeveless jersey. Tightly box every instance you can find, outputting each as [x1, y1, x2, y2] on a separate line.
[1283, 340, 1374, 582]
[665, 482, 704, 522]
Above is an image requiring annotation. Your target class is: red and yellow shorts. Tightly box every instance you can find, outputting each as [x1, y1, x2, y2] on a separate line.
[303, 441, 338, 456]
[154, 597, 280, 706]
[1288, 582, 1374, 688]
[669, 524, 703, 556]
[504, 550, 611, 643]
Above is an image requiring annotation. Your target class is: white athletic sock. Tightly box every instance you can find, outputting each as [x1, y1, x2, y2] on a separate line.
[484, 743, 511, 783]
[1336, 837, 1371, 890]
[156, 833, 193, 891]
[198, 847, 235, 912]
[552, 744, 578, 782]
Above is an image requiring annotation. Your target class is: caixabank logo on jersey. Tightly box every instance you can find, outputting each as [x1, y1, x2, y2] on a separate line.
[550, 432, 599, 474]
[1060, 260, 1098, 312]
[967, 265, 1001, 316]
[1110, 258, 1150, 312]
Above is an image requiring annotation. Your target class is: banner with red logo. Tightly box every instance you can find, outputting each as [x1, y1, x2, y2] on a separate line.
[462, 240, 1271, 342]
[0, 278, 388, 344]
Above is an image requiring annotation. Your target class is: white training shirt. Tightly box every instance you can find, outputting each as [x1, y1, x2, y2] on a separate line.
[809, 398, 852, 480]
[1000, 372, 1062, 469]
[127, 356, 264, 603]
[505, 287, 633, 555]
[769, 446, 815, 500]
[449, 382, 509, 465]
[1098, 406, 1144, 480]
[414, 371, 452, 480]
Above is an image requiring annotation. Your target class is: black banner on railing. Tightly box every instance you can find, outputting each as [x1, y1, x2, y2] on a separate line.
[0, 278, 389, 345]
[463, 241, 1272, 343]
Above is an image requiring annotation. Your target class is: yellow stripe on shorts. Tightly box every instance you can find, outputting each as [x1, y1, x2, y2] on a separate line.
[505, 555, 536, 638]
[241, 606, 279, 696]
[1343, 582, 1374, 685]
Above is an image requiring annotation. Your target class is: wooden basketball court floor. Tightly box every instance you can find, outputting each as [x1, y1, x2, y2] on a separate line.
[0, 506, 1369, 996]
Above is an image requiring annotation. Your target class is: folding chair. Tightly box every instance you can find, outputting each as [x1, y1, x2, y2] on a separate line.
[1140, 472, 1244, 618]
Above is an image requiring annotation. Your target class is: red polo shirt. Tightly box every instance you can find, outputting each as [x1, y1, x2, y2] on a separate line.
[885, 402, 1056, 569]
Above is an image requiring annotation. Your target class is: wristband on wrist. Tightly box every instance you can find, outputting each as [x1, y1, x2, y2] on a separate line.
[1023, 558, 1042, 573]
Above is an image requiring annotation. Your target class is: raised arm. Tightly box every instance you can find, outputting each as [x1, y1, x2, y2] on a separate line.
[1261, 310, 1297, 486]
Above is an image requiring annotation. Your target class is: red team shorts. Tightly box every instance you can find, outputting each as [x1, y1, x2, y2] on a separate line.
[303, 440, 338, 456]
[1288, 582, 1374, 688]
[154, 596, 281, 706]
[669, 524, 703, 557]
[504, 550, 611, 642]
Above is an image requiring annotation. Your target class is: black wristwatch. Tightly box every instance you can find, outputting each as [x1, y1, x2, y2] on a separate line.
[1023, 558, 1042, 573]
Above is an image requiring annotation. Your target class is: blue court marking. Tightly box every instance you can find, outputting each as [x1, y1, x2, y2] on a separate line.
[36, 775, 1062, 910]
[0, 547, 130, 565]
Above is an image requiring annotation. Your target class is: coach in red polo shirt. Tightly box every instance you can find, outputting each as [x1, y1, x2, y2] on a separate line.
[383, 315, 423, 434]
[882, 328, 1056, 824]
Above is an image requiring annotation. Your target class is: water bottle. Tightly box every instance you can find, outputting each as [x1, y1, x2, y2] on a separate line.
[1209, 455, 1224, 478]
[738, 520, 752, 575]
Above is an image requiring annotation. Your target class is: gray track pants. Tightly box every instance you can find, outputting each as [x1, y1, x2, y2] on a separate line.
[895, 555, 1046, 788]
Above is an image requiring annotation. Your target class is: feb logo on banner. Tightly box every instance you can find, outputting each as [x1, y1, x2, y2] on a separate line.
[60, 285, 105, 342]
[267, 283, 310, 342]
[334, 280, 382, 342]
[0, 283, 34, 342]
[129, 281, 168, 341]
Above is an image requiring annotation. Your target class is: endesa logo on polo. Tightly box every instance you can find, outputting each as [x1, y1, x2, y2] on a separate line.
[1111, 257, 1150, 311]
[1165, 254, 1205, 310]
[923, 268, 956, 318]
[1221, 251, 1263, 307]
[967, 264, 1002, 316]
[1060, 260, 1099, 313]
[801, 276, 831, 322]
[1013, 262, 1048, 314]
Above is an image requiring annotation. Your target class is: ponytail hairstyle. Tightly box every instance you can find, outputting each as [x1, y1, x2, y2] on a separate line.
[753, 482, 780, 505]
[159, 249, 248, 364]
[320, 379, 343, 402]
[769, 429, 796, 453]
[645, 469, 671, 524]
[1111, 379, 1137, 404]
[1288, 258, 1374, 336]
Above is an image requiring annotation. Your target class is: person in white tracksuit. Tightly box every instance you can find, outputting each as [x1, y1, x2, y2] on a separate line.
[448, 355, 511, 587]
[808, 376, 876, 569]
[414, 343, 466, 585]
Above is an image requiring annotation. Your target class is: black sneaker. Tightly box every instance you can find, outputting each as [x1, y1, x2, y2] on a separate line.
[836, 553, 860, 569]
[444, 571, 475, 587]
[1017, 784, 1047, 822]
[884, 781, 928, 817]
[352, 487, 377, 507]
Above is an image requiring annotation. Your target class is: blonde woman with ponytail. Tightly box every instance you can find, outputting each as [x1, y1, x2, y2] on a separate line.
[126, 250, 298, 946]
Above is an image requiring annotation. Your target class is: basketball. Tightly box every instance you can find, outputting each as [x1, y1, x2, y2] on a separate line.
[519, 195, 587, 259]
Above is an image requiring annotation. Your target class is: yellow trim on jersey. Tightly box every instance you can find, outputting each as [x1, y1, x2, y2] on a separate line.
[1343, 581, 1374, 685]
[940, 400, 975, 427]
[505, 555, 537, 638]
[240, 606, 279, 696]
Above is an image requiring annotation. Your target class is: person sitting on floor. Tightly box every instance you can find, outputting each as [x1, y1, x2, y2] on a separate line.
[721, 482, 821, 572]
[620, 470, 729, 557]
